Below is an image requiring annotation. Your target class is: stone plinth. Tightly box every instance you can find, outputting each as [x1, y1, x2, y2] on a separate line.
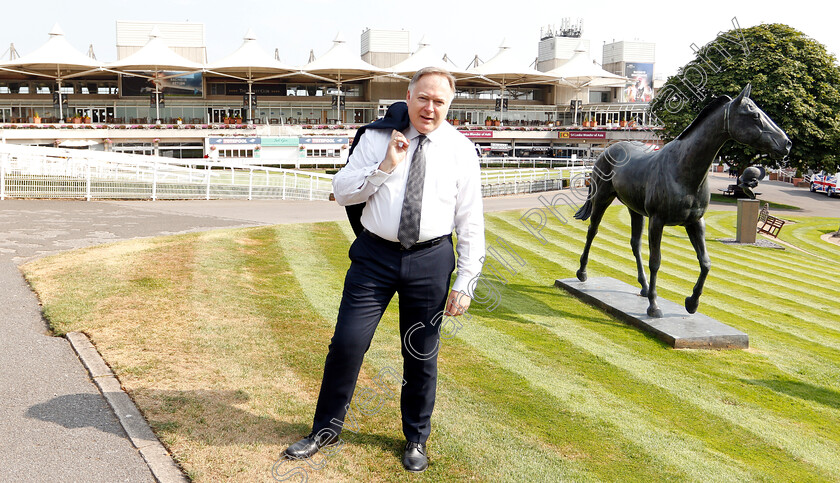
[555, 277, 748, 349]
[736, 199, 760, 243]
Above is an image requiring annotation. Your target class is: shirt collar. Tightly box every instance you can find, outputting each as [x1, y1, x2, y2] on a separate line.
[404, 124, 422, 143]
[404, 123, 447, 144]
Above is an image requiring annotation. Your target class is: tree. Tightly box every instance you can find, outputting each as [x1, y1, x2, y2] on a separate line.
[649, 23, 840, 174]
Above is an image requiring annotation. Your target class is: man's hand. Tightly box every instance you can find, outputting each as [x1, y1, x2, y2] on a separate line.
[378, 130, 409, 173]
[445, 290, 471, 316]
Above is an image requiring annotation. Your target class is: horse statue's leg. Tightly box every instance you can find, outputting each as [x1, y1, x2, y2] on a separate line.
[629, 210, 649, 297]
[683, 218, 711, 314]
[646, 216, 665, 318]
[576, 195, 615, 282]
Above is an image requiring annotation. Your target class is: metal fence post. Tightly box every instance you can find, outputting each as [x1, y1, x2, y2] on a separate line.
[248, 168, 253, 200]
[282, 174, 286, 200]
[0, 153, 5, 200]
[86, 163, 92, 201]
[206, 165, 211, 200]
[152, 161, 158, 201]
[309, 174, 313, 200]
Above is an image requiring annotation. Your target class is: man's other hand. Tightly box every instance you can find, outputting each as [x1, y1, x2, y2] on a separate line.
[445, 290, 471, 316]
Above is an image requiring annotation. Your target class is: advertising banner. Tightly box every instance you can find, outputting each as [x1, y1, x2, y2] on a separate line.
[460, 130, 494, 138]
[299, 137, 350, 145]
[209, 137, 261, 145]
[122, 72, 203, 97]
[560, 131, 606, 139]
[623, 63, 654, 103]
[261, 137, 299, 147]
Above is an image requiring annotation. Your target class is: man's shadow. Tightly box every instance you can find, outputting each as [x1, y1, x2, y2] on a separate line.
[26, 389, 311, 446]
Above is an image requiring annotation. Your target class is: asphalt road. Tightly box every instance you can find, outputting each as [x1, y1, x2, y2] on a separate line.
[0, 179, 836, 481]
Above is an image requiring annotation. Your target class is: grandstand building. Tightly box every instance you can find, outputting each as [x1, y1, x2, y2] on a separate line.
[0, 21, 661, 166]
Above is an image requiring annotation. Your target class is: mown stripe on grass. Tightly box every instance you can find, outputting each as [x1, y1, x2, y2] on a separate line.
[779, 216, 840, 261]
[484, 295, 838, 479]
[478, 212, 840, 478]
[489, 210, 840, 356]
[487, 210, 840, 394]
[456, 313, 754, 481]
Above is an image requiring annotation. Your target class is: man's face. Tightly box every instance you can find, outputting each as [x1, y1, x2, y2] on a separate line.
[406, 74, 453, 134]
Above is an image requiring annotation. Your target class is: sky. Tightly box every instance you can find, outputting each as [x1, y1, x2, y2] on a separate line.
[1, 0, 837, 78]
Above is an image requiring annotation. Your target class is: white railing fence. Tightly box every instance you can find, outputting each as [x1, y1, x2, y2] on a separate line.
[0, 145, 592, 201]
[0, 145, 333, 201]
[478, 156, 594, 169]
[480, 166, 590, 196]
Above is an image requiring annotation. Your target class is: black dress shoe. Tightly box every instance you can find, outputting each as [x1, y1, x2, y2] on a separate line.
[283, 432, 338, 459]
[402, 441, 428, 472]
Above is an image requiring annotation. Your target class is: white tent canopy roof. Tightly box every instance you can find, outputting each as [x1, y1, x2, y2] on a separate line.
[301, 32, 388, 81]
[546, 44, 628, 88]
[205, 29, 296, 79]
[466, 39, 559, 87]
[0, 23, 102, 76]
[107, 27, 203, 72]
[388, 38, 470, 78]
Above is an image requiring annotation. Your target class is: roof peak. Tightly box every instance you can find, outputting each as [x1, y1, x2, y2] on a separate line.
[49, 23, 64, 37]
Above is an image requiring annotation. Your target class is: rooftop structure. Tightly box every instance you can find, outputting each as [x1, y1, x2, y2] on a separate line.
[537, 19, 589, 72]
[116, 21, 206, 63]
[360, 28, 411, 68]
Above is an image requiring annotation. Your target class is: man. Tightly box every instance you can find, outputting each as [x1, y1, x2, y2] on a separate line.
[284, 66, 485, 472]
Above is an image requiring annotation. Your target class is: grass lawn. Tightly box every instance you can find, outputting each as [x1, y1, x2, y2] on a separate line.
[21, 206, 840, 482]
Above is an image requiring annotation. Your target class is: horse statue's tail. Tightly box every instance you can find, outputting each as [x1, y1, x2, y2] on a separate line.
[574, 183, 594, 220]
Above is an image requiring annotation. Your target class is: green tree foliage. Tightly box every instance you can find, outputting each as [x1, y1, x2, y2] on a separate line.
[649, 23, 840, 173]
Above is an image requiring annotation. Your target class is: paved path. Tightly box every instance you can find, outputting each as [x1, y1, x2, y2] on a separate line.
[706, 171, 839, 217]
[0, 181, 836, 481]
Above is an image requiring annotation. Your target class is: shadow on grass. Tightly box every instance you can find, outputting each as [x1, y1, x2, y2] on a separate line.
[743, 379, 840, 410]
[131, 388, 314, 446]
[472, 281, 669, 348]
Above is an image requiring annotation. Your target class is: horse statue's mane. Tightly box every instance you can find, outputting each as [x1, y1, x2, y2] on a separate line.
[675, 95, 731, 141]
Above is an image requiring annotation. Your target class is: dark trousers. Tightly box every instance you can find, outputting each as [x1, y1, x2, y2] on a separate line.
[311, 230, 455, 443]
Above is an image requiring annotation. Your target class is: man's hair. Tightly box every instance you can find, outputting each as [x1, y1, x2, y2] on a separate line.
[408, 67, 456, 98]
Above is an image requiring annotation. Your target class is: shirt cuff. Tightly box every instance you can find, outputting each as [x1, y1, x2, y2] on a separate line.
[451, 275, 474, 299]
[366, 167, 391, 186]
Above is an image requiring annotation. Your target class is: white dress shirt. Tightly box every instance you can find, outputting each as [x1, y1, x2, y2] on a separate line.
[333, 121, 485, 297]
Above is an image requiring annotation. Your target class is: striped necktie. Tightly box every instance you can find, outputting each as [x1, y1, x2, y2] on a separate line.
[397, 135, 428, 249]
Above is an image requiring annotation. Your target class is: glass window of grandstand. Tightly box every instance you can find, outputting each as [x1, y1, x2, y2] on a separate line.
[159, 142, 204, 159]
[219, 148, 255, 158]
[113, 142, 155, 155]
[79, 81, 118, 95]
[0, 82, 30, 94]
[205, 81, 362, 98]
[35, 82, 52, 94]
[306, 148, 340, 158]
[73, 107, 113, 123]
[454, 86, 540, 102]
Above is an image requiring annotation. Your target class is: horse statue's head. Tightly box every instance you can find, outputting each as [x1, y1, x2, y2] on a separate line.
[726, 84, 791, 159]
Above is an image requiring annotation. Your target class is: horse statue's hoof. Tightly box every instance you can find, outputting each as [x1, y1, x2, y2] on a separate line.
[685, 297, 699, 314]
[640, 287, 648, 297]
[576, 269, 587, 282]
[647, 306, 663, 318]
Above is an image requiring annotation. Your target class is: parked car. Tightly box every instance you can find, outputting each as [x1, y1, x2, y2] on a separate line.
[810, 171, 839, 197]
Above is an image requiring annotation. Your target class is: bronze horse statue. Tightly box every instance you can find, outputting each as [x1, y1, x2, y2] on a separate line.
[574, 84, 791, 317]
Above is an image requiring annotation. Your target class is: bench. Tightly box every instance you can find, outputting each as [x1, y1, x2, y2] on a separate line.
[757, 203, 785, 237]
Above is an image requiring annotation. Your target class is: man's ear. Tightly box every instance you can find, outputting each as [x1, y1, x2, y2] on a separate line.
[406, 88, 411, 104]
